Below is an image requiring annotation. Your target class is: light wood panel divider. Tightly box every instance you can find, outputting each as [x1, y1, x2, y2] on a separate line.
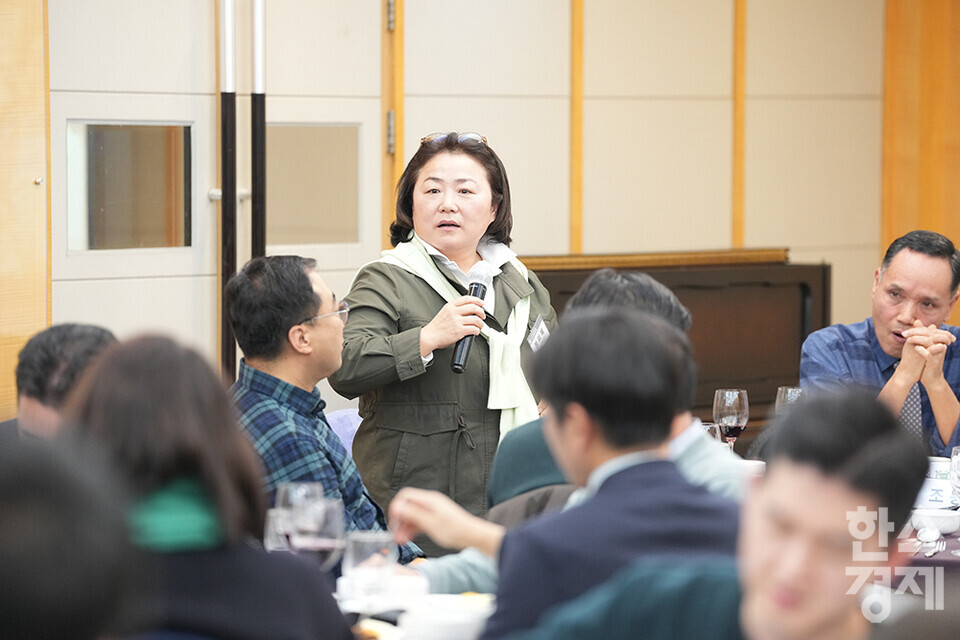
[0, 0, 50, 419]
[569, 0, 583, 254]
[732, 0, 745, 248]
[882, 0, 960, 324]
[382, 0, 404, 250]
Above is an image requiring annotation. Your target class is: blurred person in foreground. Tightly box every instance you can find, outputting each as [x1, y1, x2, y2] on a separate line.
[63, 335, 353, 640]
[0, 323, 115, 441]
[225, 255, 421, 565]
[504, 390, 929, 640]
[869, 573, 960, 640]
[801, 229, 960, 455]
[0, 443, 132, 640]
[392, 309, 740, 638]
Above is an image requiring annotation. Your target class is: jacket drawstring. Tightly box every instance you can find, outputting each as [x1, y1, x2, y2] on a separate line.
[449, 415, 476, 499]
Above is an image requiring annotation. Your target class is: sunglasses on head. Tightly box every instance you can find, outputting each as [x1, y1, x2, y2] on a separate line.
[419, 132, 488, 146]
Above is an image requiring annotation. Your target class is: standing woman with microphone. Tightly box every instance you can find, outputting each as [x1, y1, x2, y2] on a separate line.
[329, 132, 556, 556]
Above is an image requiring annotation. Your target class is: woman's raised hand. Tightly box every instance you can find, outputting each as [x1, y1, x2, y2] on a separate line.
[419, 294, 486, 357]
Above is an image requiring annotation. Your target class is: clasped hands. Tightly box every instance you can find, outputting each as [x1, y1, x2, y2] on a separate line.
[898, 320, 956, 387]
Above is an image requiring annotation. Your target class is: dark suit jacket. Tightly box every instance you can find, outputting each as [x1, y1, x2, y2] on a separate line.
[130, 544, 353, 640]
[0, 418, 20, 442]
[480, 460, 740, 639]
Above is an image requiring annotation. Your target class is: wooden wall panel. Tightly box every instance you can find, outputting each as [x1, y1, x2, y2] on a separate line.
[0, 1, 49, 419]
[883, 0, 960, 324]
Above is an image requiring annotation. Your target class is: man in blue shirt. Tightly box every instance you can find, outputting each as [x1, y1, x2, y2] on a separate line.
[800, 230, 960, 456]
[225, 255, 421, 563]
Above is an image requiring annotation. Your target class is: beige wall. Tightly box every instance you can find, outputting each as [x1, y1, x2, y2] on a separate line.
[404, 0, 572, 256]
[583, 0, 734, 254]
[744, 0, 885, 323]
[37, 0, 888, 405]
[403, 0, 885, 322]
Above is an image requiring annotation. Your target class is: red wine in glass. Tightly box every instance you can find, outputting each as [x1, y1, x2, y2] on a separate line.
[713, 389, 749, 448]
[718, 423, 746, 440]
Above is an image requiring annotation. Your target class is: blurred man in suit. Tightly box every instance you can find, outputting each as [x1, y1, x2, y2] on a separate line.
[502, 390, 929, 640]
[402, 269, 748, 596]
[392, 309, 740, 638]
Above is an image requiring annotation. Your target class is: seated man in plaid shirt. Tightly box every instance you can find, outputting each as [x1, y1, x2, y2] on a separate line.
[225, 255, 421, 564]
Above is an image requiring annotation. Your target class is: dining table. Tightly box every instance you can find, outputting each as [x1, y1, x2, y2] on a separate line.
[337, 573, 494, 640]
[909, 533, 960, 573]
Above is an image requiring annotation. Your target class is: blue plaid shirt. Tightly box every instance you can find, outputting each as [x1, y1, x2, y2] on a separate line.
[231, 360, 421, 563]
[800, 318, 960, 456]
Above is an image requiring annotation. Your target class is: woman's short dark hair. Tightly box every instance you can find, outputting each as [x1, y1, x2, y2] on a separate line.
[390, 132, 513, 247]
[64, 335, 265, 544]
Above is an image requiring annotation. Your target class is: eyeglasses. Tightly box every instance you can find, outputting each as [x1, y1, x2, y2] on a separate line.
[420, 132, 488, 146]
[298, 300, 349, 325]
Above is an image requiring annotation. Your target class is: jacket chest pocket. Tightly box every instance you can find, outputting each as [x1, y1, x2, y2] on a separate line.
[397, 312, 434, 333]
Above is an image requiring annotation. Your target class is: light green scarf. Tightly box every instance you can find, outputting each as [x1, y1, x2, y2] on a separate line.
[376, 234, 539, 439]
[130, 477, 223, 552]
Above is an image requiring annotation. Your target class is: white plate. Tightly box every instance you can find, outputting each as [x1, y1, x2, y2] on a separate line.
[355, 618, 404, 640]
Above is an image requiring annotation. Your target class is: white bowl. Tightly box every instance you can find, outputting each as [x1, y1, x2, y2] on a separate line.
[740, 459, 766, 477]
[911, 508, 960, 535]
[398, 594, 494, 640]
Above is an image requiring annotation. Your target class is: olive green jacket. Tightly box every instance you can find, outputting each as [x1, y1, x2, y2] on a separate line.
[328, 259, 557, 556]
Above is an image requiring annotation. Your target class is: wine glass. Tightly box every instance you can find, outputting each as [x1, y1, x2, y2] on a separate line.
[263, 508, 291, 552]
[950, 447, 960, 557]
[274, 482, 345, 571]
[774, 386, 803, 414]
[713, 389, 749, 449]
[701, 421, 721, 441]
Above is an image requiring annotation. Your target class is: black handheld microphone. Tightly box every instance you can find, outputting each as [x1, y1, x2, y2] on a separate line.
[450, 282, 487, 374]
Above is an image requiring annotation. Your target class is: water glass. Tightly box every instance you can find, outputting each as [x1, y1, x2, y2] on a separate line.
[274, 482, 345, 571]
[951, 447, 960, 557]
[774, 386, 803, 414]
[701, 421, 721, 441]
[343, 530, 400, 604]
[263, 507, 290, 552]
